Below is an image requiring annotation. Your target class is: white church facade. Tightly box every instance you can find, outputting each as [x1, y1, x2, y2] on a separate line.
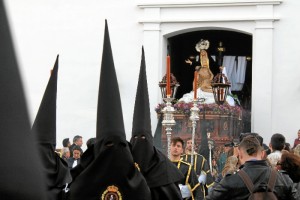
[5, 0, 300, 149]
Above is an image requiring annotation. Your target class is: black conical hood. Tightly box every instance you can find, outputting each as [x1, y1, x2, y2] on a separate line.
[0, 1, 46, 199]
[132, 47, 152, 138]
[31, 55, 72, 199]
[32, 55, 58, 147]
[97, 20, 125, 141]
[130, 48, 184, 193]
[70, 21, 151, 200]
[130, 47, 154, 172]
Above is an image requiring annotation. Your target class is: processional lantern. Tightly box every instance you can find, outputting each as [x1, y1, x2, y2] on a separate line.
[211, 68, 231, 105]
[159, 73, 180, 101]
[212, 41, 231, 105]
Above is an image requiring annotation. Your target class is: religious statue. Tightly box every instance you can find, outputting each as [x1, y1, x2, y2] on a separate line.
[185, 39, 214, 93]
[179, 39, 235, 106]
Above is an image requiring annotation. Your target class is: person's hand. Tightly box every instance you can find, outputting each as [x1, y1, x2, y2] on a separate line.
[179, 184, 191, 198]
[185, 59, 192, 65]
[198, 172, 207, 184]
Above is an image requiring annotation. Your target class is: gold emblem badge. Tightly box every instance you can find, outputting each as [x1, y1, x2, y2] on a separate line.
[101, 185, 122, 200]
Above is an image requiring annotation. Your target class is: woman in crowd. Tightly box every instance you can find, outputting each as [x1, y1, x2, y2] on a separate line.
[278, 151, 300, 199]
[60, 147, 70, 161]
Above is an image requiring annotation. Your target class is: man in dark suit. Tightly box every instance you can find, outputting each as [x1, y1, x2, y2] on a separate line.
[67, 146, 81, 169]
[207, 135, 296, 200]
[69, 135, 83, 157]
[62, 138, 71, 148]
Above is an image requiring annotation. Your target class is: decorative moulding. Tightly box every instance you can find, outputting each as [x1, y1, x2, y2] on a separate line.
[137, 0, 282, 8]
[137, 0, 282, 23]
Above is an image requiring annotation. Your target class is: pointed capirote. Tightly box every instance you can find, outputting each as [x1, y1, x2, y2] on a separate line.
[130, 48, 183, 199]
[131, 47, 152, 139]
[130, 46, 154, 174]
[0, 1, 46, 199]
[69, 20, 151, 200]
[96, 20, 125, 141]
[31, 55, 71, 200]
[32, 55, 59, 146]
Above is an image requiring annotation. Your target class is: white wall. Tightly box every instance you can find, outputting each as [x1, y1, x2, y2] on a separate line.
[272, 0, 300, 146]
[5, 0, 300, 150]
[5, 0, 145, 150]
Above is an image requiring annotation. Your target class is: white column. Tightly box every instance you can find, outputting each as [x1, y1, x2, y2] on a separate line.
[142, 8, 162, 134]
[252, 19, 273, 136]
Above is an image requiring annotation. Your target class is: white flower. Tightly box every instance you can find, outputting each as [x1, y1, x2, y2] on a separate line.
[195, 39, 210, 52]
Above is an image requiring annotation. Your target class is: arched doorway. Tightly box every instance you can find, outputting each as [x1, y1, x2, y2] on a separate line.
[168, 29, 252, 132]
[139, 0, 279, 145]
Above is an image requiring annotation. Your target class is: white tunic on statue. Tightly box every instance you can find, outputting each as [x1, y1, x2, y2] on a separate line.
[178, 66, 235, 106]
[178, 88, 235, 106]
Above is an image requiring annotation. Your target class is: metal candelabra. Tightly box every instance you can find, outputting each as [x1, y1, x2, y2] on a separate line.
[162, 96, 176, 159]
[189, 99, 199, 165]
[207, 133, 214, 172]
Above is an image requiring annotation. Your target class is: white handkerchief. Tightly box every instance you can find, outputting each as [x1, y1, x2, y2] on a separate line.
[72, 160, 78, 168]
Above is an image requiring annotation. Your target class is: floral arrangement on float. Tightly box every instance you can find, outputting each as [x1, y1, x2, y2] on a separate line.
[155, 99, 242, 116]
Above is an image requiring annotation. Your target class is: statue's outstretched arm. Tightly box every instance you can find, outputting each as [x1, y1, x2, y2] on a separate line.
[185, 59, 193, 65]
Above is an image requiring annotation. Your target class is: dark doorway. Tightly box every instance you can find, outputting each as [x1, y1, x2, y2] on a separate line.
[168, 30, 252, 132]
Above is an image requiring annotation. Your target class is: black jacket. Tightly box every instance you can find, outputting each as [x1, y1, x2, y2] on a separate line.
[67, 157, 80, 169]
[293, 182, 300, 200]
[206, 160, 296, 200]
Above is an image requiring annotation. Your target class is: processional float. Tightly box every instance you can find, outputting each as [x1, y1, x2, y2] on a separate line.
[159, 41, 231, 161]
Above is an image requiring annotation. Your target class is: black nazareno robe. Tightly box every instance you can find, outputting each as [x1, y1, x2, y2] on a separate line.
[131, 47, 184, 200]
